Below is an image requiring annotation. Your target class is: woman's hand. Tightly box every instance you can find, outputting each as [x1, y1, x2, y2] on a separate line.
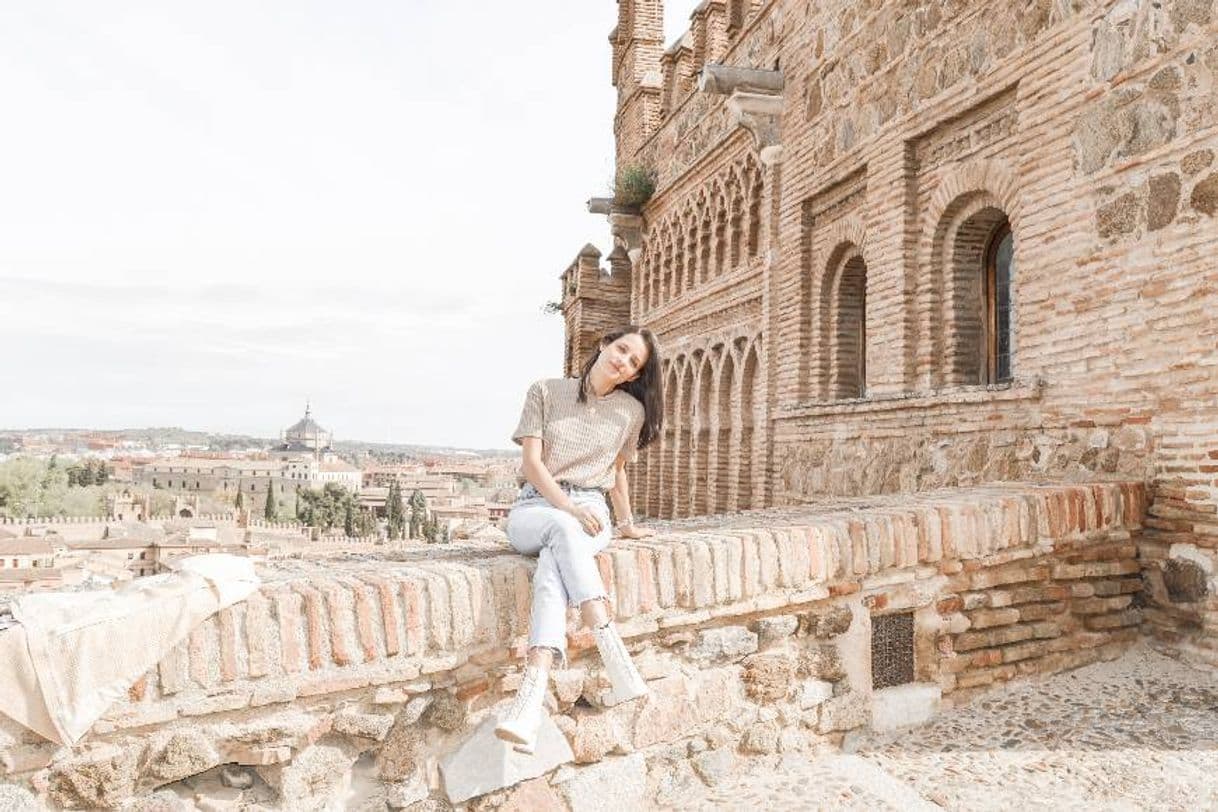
[565, 503, 605, 536]
[616, 524, 655, 540]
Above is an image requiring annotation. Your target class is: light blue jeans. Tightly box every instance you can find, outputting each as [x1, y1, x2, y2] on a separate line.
[506, 483, 612, 660]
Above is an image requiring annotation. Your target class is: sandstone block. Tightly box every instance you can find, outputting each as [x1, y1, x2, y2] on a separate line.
[334, 708, 395, 741]
[555, 754, 646, 812]
[689, 626, 758, 662]
[811, 605, 854, 638]
[797, 679, 834, 709]
[741, 721, 781, 754]
[646, 752, 701, 809]
[258, 740, 358, 812]
[225, 743, 291, 767]
[49, 744, 140, 810]
[551, 668, 588, 705]
[0, 743, 56, 774]
[817, 693, 869, 734]
[752, 614, 798, 645]
[144, 730, 219, 785]
[742, 653, 796, 702]
[798, 644, 845, 682]
[379, 717, 426, 781]
[422, 692, 467, 732]
[0, 784, 39, 812]
[385, 776, 428, 809]
[440, 714, 573, 805]
[486, 777, 565, 812]
[632, 675, 698, 749]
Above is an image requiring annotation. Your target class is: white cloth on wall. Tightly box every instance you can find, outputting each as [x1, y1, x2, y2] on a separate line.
[0, 553, 260, 745]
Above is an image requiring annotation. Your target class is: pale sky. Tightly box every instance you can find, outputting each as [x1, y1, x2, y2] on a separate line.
[0, 2, 702, 450]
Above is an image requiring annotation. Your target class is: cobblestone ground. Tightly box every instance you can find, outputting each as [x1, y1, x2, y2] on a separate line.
[683, 644, 1218, 811]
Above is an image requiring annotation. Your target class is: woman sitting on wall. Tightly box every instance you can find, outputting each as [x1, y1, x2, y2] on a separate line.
[495, 326, 663, 753]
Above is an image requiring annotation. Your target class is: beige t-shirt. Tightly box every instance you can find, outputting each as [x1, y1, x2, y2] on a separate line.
[511, 377, 645, 490]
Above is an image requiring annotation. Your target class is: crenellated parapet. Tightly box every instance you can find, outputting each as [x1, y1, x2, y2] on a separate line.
[0, 481, 1152, 809]
[559, 244, 632, 375]
[611, 0, 665, 159]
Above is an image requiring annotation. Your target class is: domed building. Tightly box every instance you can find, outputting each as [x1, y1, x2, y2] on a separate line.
[277, 403, 332, 459]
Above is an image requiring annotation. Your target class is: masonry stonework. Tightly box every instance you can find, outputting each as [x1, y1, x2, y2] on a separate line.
[0, 483, 1148, 808]
[564, 0, 1218, 665]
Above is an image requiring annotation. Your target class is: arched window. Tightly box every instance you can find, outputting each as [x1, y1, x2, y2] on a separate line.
[835, 254, 867, 399]
[985, 224, 1014, 383]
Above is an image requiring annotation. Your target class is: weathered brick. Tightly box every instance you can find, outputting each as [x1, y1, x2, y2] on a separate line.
[968, 608, 1021, 629]
[954, 624, 1035, 652]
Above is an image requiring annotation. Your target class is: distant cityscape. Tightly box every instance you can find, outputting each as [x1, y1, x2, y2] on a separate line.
[0, 404, 522, 600]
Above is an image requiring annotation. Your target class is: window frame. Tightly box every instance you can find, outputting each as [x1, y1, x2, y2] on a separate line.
[983, 221, 1014, 385]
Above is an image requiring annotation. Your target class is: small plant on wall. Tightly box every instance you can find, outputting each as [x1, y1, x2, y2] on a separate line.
[614, 164, 657, 211]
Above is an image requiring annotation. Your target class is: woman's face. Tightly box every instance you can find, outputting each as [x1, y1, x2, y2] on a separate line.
[596, 333, 649, 386]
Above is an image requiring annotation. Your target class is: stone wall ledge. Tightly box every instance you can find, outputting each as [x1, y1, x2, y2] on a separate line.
[777, 378, 1044, 419]
[59, 480, 1146, 737]
[0, 480, 1149, 809]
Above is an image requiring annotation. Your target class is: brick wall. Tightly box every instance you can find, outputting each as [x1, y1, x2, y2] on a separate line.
[0, 482, 1148, 808]
[570, 0, 1218, 660]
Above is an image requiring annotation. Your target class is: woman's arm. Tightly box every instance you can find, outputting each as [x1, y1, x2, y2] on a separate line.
[607, 451, 655, 539]
[520, 437, 604, 535]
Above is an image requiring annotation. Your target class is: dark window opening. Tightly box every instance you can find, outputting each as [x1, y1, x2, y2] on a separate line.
[985, 223, 1014, 384]
[871, 611, 915, 689]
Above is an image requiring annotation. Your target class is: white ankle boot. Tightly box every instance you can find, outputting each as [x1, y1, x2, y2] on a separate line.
[593, 623, 648, 706]
[494, 665, 549, 754]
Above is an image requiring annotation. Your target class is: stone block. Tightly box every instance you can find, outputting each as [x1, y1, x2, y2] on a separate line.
[258, 740, 358, 812]
[0, 784, 39, 812]
[551, 668, 588, 705]
[691, 747, 735, 787]
[144, 730, 220, 785]
[554, 753, 646, 812]
[440, 714, 573, 804]
[385, 776, 428, 809]
[689, 625, 758, 662]
[742, 653, 796, 702]
[752, 614, 798, 645]
[423, 692, 468, 732]
[797, 679, 834, 709]
[817, 693, 869, 734]
[224, 741, 291, 766]
[334, 708, 395, 741]
[49, 744, 140, 810]
[0, 743, 56, 774]
[798, 644, 845, 682]
[809, 604, 854, 638]
[631, 675, 697, 749]
[485, 777, 565, 812]
[378, 717, 426, 781]
[740, 720, 781, 754]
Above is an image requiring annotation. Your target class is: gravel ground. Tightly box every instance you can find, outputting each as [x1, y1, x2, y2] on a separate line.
[685, 644, 1218, 811]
